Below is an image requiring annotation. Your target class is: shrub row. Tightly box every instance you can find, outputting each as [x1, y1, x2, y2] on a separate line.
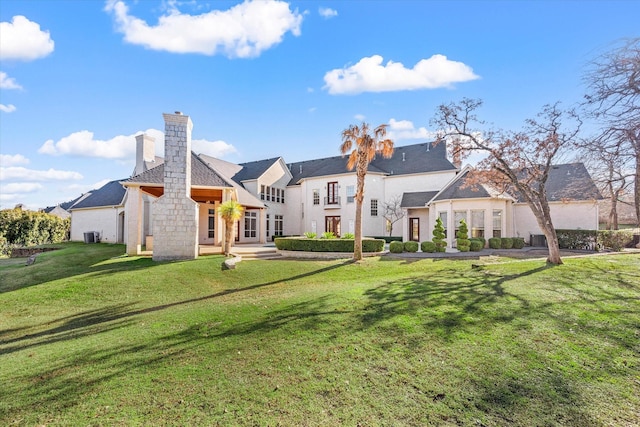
[0, 208, 70, 256]
[533, 229, 636, 252]
[274, 237, 385, 253]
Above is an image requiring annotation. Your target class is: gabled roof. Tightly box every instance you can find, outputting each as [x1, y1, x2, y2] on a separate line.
[235, 157, 281, 182]
[433, 169, 505, 202]
[43, 193, 86, 213]
[286, 141, 456, 185]
[70, 180, 127, 210]
[197, 155, 266, 209]
[124, 152, 232, 188]
[542, 163, 602, 202]
[401, 191, 440, 208]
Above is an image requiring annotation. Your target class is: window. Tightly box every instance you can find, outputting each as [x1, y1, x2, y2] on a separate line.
[260, 185, 265, 200]
[266, 214, 270, 238]
[271, 187, 276, 203]
[493, 210, 502, 238]
[274, 215, 283, 237]
[325, 216, 341, 236]
[313, 189, 320, 205]
[244, 211, 257, 238]
[327, 181, 339, 204]
[439, 212, 448, 238]
[208, 209, 215, 238]
[371, 199, 378, 216]
[454, 211, 467, 238]
[471, 210, 485, 238]
[265, 185, 271, 201]
[281, 189, 285, 203]
[346, 185, 355, 203]
[410, 218, 420, 242]
[276, 188, 281, 203]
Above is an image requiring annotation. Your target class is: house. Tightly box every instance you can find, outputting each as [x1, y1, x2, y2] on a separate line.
[66, 112, 602, 259]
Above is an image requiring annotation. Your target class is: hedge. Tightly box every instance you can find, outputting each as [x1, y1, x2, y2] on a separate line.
[501, 237, 514, 249]
[421, 241, 436, 253]
[389, 241, 404, 253]
[488, 237, 501, 249]
[547, 229, 635, 251]
[513, 237, 525, 249]
[469, 240, 483, 252]
[404, 241, 419, 253]
[274, 237, 385, 253]
[0, 208, 70, 256]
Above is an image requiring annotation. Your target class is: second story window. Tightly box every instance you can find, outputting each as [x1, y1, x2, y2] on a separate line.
[313, 189, 320, 205]
[327, 181, 338, 205]
[346, 185, 355, 203]
[370, 199, 378, 216]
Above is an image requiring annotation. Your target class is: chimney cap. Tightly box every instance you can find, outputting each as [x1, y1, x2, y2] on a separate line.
[174, 111, 183, 115]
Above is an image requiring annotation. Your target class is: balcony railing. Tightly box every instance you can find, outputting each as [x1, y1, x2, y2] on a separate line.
[324, 196, 341, 207]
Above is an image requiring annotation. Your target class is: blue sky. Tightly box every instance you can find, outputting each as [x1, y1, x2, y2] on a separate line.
[1, 0, 638, 210]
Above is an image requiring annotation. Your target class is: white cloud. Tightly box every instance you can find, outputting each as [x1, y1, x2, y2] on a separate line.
[0, 16, 55, 61]
[0, 71, 22, 89]
[0, 166, 83, 181]
[308, 107, 317, 113]
[318, 7, 337, 19]
[1, 182, 43, 193]
[104, 0, 303, 58]
[323, 54, 479, 95]
[192, 138, 237, 157]
[387, 118, 436, 141]
[0, 154, 30, 166]
[354, 114, 366, 122]
[39, 130, 137, 158]
[0, 104, 17, 113]
[67, 179, 112, 193]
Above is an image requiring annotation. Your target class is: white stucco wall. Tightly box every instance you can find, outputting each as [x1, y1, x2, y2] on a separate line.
[70, 207, 124, 243]
[513, 201, 600, 241]
[284, 184, 302, 236]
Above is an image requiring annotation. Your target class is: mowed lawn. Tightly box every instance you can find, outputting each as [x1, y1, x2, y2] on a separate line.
[1, 243, 639, 426]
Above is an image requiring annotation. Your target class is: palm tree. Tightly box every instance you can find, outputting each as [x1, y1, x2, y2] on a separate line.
[340, 123, 394, 261]
[219, 199, 244, 256]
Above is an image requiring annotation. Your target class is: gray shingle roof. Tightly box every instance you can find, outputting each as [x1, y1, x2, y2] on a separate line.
[433, 170, 496, 201]
[125, 152, 232, 188]
[287, 141, 456, 185]
[71, 180, 127, 209]
[401, 191, 440, 208]
[234, 158, 281, 182]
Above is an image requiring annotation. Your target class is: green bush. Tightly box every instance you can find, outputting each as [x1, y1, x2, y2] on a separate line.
[389, 241, 404, 253]
[597, 230, 635, 251]
[471, 237, 486, 247]
[274, 237, 385, 253]
[488, 237, 501, 249]
[501, 238, 514, 249]
[404, 241, 419, 252]
[341, 232, 355, 239]
[321, 232, 336, 239]
[469, 240, 483, 252]
[513, 237, 525, 249]
[0, 208, 70, 250]
[432, 217, 447, 252]
[456, 219, 471, 252]
[421, 241, 436, 253]
[303, 231, 317, 239]
[556, 229, 597, 250]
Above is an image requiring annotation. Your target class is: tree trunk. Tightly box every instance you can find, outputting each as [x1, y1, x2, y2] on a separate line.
[528, 195, 563, 264]
[224, 220, 233, 256]
[354, 198, 363, 261]
[542, 225, 563, 265]
[635, 153, 640, 226]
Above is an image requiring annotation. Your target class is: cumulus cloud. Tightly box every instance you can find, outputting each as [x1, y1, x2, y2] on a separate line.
[0, 154, 30, 166]
[0, 166, 83, 181]
[323, 54, 479, 95]
[67, 179, 112, 193]
[192, 138, 237, 157]
[0, 104, 17, 113]
[0, 16, 55, 61]
[104, 0, 303, 58]
[1, 182, 43, 193]
[0, 71, 22, 89]
[318, 7, 337, 18]
[387, 118, 436, 141]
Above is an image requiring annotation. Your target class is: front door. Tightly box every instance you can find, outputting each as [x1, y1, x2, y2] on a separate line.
[410, 217, 420, 242]
[325, 216, 341, 237]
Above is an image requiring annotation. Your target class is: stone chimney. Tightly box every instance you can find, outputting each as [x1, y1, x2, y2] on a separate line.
[134, 133, 155, 175]
[152, 112, 199, 261]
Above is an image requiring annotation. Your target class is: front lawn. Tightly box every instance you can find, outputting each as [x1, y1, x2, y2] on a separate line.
[1, 243, 638, 426]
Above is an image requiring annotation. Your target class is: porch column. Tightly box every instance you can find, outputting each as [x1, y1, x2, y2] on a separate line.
[126, 186, 143, 255]
[259, 209, 266, 244]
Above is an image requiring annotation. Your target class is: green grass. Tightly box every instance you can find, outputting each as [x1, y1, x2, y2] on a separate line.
[1, 243, 639, 426]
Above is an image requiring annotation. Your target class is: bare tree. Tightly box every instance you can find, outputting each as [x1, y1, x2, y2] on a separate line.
[341, 123, 394, 261]
[382, 195, 405, 237]
[431, 98, 581, 265]
[582, 38, 640, 226]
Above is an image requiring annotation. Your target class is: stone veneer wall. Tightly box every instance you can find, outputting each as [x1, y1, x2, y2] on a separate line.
[152, 112, 199, 261]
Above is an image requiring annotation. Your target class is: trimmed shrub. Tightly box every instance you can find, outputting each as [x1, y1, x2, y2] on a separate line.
[488, 237, 501, 249]
[471, 237, 486, 248]
[501, 237, 514, 249]
[513, 237, 525, 249]
[321, 231, 336, 239]
[456, 219, 471, 252]
[597, 230, 635, 251]
[389, 241, 404, 253]
[469, 240, 483, 252]
[0, 208, 70, 249]
[432, 217, 447, 252]
[421, 241, 436, 253]
[303, 231, 317, 239]
[556, 229, 597, 250]
[341, 232, 355, 239]
[404, 241, 419, 252]
[274, 237, 384, 253]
